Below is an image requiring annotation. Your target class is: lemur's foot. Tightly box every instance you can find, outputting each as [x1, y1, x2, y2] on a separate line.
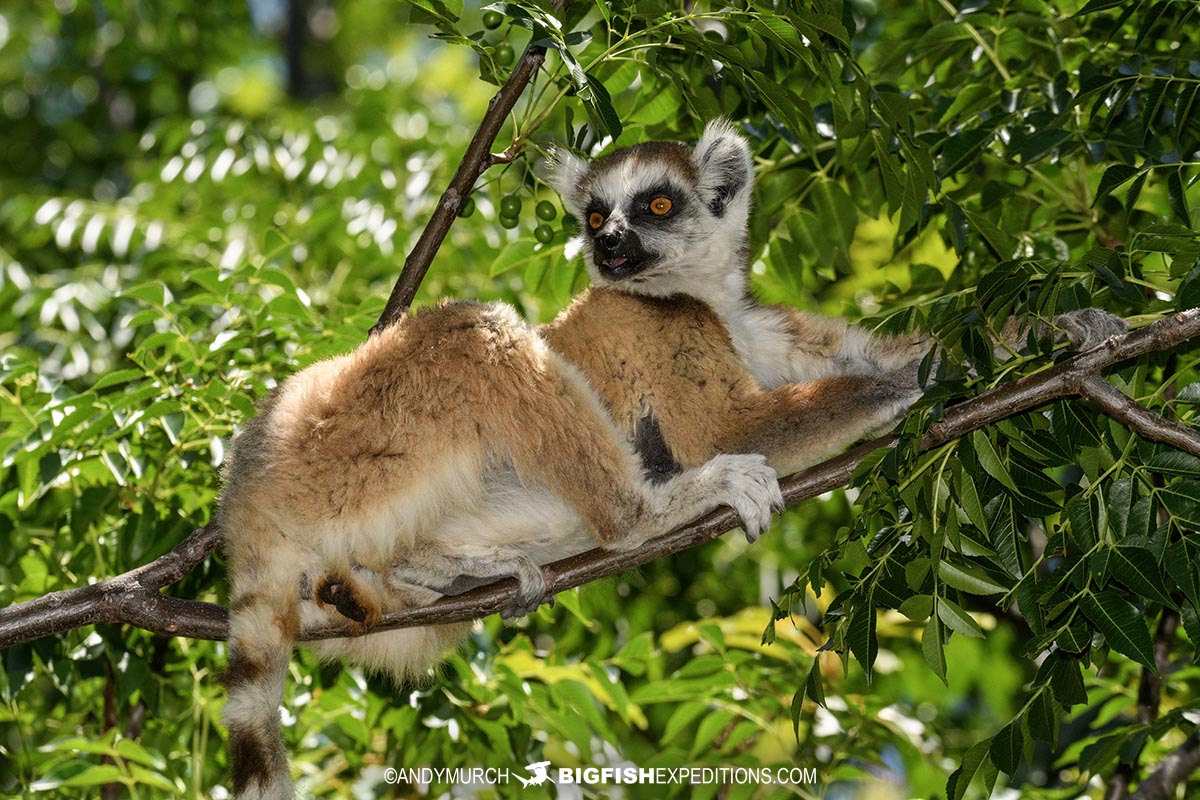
[1053, 308, 1128, 352]
[500, 558, 552, 620]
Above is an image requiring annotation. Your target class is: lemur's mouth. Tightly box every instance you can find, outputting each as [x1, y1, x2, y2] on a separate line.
[599, 255, 651, 280]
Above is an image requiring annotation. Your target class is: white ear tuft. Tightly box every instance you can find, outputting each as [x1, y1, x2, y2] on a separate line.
[692, 119, 753, 218]
[546, 147, 590, 215]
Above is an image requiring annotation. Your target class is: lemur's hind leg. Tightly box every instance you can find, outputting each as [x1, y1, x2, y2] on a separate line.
[387, 546, 550, 620]
[996, 308, 1128, 358]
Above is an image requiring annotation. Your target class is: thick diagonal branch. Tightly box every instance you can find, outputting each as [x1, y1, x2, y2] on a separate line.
[3, 310, 1200, 648]
[370, 44, 547, 335]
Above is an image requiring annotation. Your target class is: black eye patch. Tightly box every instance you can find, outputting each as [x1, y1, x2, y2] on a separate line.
[583, 200, 612, 234]
[629, 184, 688, 221]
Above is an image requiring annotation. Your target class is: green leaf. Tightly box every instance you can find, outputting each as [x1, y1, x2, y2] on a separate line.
[899, 594, 933, 621]
[1056, 622, 1092, 654]
[1168, 167, 1192, 228]
[937, 559, 1008, 595]
[804, 658, 826, 710]
[922, 616, 947, 684]
[581, 73, 622, 140]
[691, 709, 736, 757]
[1079, 590, 1157, 671]
[988, 719, 1024, 774]
[1067, 493, 1098, 551]
[1080, 730, 1130, 773]
[957, 470, 989, 537]
[92, 369, 145, 391]
[489, 240, 539, 276]
[959, 205, 1016, 258]
[662, 701, 708, 744]
[1165, 538, 1200, 609]
[972, 430, 1018, 493]
[1027, 690, 1058, 746]
[1096, 546, 1176, 609]
[947, 738, 992, 800]
[1160, 480, 1200, 527]
[937, 596, 985, 638]
[1094, 164, 1139, 204]
[1075, 0, 1132, 15]
[808, 179, 858, 257]
[1182, 602, 1200, 664]
[848, 599, 878, 682]
[1147, 450, 1200, 477]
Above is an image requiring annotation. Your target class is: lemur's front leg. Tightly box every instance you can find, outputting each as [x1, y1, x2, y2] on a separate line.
[734, 305, 930, 388]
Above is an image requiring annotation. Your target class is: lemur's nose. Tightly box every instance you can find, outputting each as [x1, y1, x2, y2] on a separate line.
[598, 232, 622, 253]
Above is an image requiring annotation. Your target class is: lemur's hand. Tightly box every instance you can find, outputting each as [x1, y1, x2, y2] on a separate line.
[703, 454, 785, 543]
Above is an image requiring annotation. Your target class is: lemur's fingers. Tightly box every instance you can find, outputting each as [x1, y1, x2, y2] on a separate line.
[705, 453, 781, 543]
[1053, 308, 1128, 352]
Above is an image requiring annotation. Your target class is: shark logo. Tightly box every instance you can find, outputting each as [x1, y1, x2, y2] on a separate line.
[515, 760, 552, 787]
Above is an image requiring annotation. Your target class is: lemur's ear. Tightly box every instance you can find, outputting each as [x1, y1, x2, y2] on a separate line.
[692, 119, 753, 218]
[547, 147, 590, 215]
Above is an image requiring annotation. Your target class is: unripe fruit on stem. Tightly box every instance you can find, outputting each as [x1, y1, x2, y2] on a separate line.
[500, 194, 522, 217]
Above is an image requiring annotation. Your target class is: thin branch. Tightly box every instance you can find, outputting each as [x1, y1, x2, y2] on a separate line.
[0, 523, 226, 647]
[369, 44, 547, 335]
[1131, 729, 1200, 800]
[1079, 375, 1200, 458]
[4, 310, 1200, 648]
[1106, 610, 1181, 800]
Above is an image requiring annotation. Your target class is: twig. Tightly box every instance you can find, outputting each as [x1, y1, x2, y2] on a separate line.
[1105, 610, 1181, 800]
[370, 44, 547, 335]
[3, 311, 1200, 647]
[1131, 729, 1200, 800]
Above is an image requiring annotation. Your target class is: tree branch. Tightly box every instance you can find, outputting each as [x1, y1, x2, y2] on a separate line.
[1079, 376, 1200, 458]
[1131, 729, 1200, 800]
[1106, 610, 1181, 800]
[369, 43, 547, 335]
[3, 310, 1200, 648]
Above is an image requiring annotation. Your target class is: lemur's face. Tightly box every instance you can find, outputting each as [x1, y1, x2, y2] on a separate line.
[575, 142, 704, 283]
[551, 120, 754, 299]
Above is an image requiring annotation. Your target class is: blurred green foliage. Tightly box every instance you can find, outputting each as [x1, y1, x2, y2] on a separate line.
[1, 0, 1199, 798]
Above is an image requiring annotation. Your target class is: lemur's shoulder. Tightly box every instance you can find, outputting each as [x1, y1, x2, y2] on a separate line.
[541, 287, 744, 371]
[539, 287, 759, 445]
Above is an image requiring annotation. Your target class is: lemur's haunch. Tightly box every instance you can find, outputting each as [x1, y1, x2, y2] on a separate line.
[218, 120, 1122, 799]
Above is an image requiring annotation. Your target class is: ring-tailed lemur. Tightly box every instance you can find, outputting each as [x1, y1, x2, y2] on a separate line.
[219, 120, 1124, 799]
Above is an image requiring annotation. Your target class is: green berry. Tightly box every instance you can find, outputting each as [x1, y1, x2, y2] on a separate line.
[534, 223, 555, 244]
[495, 43, 515, 66]
[500, 194, 522, 217]
[482, 10, 503, 29]
[535, 200, 557, 221]
[499, 214, 519, 229]
[457, 196, 475, 218]
[561, 213, 578, 234]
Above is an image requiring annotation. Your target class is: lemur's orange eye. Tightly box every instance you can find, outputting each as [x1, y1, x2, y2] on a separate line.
[588, 211, 605, 230]
[650, 196, 673, 216]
